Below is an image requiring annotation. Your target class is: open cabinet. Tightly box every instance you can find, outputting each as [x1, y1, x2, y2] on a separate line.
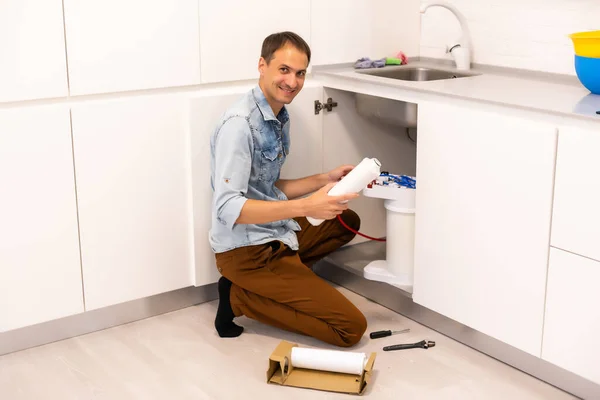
[321, 87, 418, 245]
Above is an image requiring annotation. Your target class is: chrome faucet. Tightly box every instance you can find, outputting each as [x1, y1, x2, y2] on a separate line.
[420, 1, 472, 70]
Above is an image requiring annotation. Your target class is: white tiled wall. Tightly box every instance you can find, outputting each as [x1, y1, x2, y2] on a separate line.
[419, 0, 599, 75]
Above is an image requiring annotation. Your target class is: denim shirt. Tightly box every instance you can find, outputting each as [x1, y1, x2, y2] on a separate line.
[209, 85, 302, 253]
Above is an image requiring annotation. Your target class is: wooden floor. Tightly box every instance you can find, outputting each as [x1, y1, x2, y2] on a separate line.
[0, 286, 576, 400]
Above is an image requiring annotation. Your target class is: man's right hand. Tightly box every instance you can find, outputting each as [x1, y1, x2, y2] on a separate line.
[301, 182, 360, 220]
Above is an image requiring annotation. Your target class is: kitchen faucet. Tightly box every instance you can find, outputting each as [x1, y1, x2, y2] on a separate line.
[420, 1, 472, 70]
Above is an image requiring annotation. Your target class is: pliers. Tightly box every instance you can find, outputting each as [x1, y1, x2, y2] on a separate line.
[383, 340, 436, 351]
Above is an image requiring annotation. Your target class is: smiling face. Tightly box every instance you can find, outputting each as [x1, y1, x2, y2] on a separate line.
[258, 42, 308, 116]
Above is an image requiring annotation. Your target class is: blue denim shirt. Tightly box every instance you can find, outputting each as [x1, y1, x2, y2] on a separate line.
[209, 85, 302, 253]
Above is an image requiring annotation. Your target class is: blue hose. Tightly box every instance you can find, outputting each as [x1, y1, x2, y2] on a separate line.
[379, 172, 416, 189]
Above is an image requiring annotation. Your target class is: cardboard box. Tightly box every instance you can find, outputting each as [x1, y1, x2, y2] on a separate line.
[266, 340, 376, 395]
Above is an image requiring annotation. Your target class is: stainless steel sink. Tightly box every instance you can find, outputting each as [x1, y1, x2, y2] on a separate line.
[353, 66, 480, 129]
[358, 66, 477, 81]
[355, 93, 419, 128]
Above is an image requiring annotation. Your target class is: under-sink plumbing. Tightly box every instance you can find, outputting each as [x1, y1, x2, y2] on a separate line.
[420, 1, 472, 70]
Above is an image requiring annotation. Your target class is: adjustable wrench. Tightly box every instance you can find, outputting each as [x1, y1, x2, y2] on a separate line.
[383, 340, 436, 351]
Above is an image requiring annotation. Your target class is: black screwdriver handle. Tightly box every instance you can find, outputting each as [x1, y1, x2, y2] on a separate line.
[369, 330, 392, 339]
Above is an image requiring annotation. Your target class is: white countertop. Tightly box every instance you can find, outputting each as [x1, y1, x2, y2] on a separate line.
[313, 58, 600, 124]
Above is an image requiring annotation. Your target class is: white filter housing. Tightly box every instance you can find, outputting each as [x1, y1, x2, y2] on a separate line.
[363, 182, 416, 293]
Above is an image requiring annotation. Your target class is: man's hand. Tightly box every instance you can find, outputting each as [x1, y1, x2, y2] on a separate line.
[301, 182, 359, 220]
[275, 164, 354, 200]
[327, 164, 354, 183]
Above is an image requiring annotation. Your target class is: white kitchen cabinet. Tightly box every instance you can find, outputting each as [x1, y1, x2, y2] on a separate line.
[551, 125, 600, 262]
[189, 84, 324, 285]
[542, 248, 600, 385]
[0, 0, 68, 102]
[189, 88, 251, 287]
[280, 85, 325, 180]
[321, 88, 417, 245]
[63, 0, 200, 95]
[0, 105, 83, 332]
[198, 0, 311, 83]
[71, 95, 193, 311]
[412, 101, 557, 356]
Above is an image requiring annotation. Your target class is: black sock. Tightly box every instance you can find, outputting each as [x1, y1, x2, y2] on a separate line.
[214, 277, 243, 338]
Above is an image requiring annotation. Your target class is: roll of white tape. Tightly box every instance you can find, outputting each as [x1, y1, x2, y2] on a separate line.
[290, 347, 367, 375]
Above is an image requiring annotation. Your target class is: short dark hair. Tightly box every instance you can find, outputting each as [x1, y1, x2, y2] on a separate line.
[261, 31, 311, 65]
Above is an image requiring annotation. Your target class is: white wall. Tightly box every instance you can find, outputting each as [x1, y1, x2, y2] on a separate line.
[419, 0, 598, 75]
[373, 0, 421, 60]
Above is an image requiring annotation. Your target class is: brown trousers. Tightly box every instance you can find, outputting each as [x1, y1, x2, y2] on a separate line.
[214, 209, 367, 347]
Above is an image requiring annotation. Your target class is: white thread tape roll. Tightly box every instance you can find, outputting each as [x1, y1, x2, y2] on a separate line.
[290, 347, 368, 375]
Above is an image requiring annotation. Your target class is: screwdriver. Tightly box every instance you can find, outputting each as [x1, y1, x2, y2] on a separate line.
[369, 328, 410, 339]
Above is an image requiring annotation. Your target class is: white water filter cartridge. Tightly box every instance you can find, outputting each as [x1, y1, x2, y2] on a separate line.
[307, 157, 381, 226]
[385, 200, 416, 284]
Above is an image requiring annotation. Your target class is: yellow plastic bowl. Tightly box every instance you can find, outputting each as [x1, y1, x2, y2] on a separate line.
[569, 30, 600, 58]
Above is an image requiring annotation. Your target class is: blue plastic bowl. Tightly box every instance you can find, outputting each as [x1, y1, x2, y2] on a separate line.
[575, 55, 600, 94]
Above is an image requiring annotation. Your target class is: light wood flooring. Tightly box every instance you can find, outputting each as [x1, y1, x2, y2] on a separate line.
[0, 286, 577, 399]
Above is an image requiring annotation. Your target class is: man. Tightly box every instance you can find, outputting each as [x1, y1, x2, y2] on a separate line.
[209, 31, 367, 348]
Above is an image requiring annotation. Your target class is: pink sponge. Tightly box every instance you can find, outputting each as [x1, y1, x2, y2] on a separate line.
[396, 51, 408, 64]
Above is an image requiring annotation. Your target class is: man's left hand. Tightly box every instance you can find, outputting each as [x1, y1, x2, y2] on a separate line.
[327, 164, 354, 183]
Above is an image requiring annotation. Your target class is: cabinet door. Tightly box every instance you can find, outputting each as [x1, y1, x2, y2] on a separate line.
[199, 1, 311, 83]
[71, 95, 193, 311]
[0, 0, 68, 102]
[0, 105, 83, 332]
[542, 248, 600, 385]
[64, 0, 200, 95]
[551, 126, 600, 262]
[189, 84, 323, 286]
[322, 88, 418, 245]
[190, 88, 251, 287]
[280, 85, 324, 180]
[413, 101, 557, 356]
